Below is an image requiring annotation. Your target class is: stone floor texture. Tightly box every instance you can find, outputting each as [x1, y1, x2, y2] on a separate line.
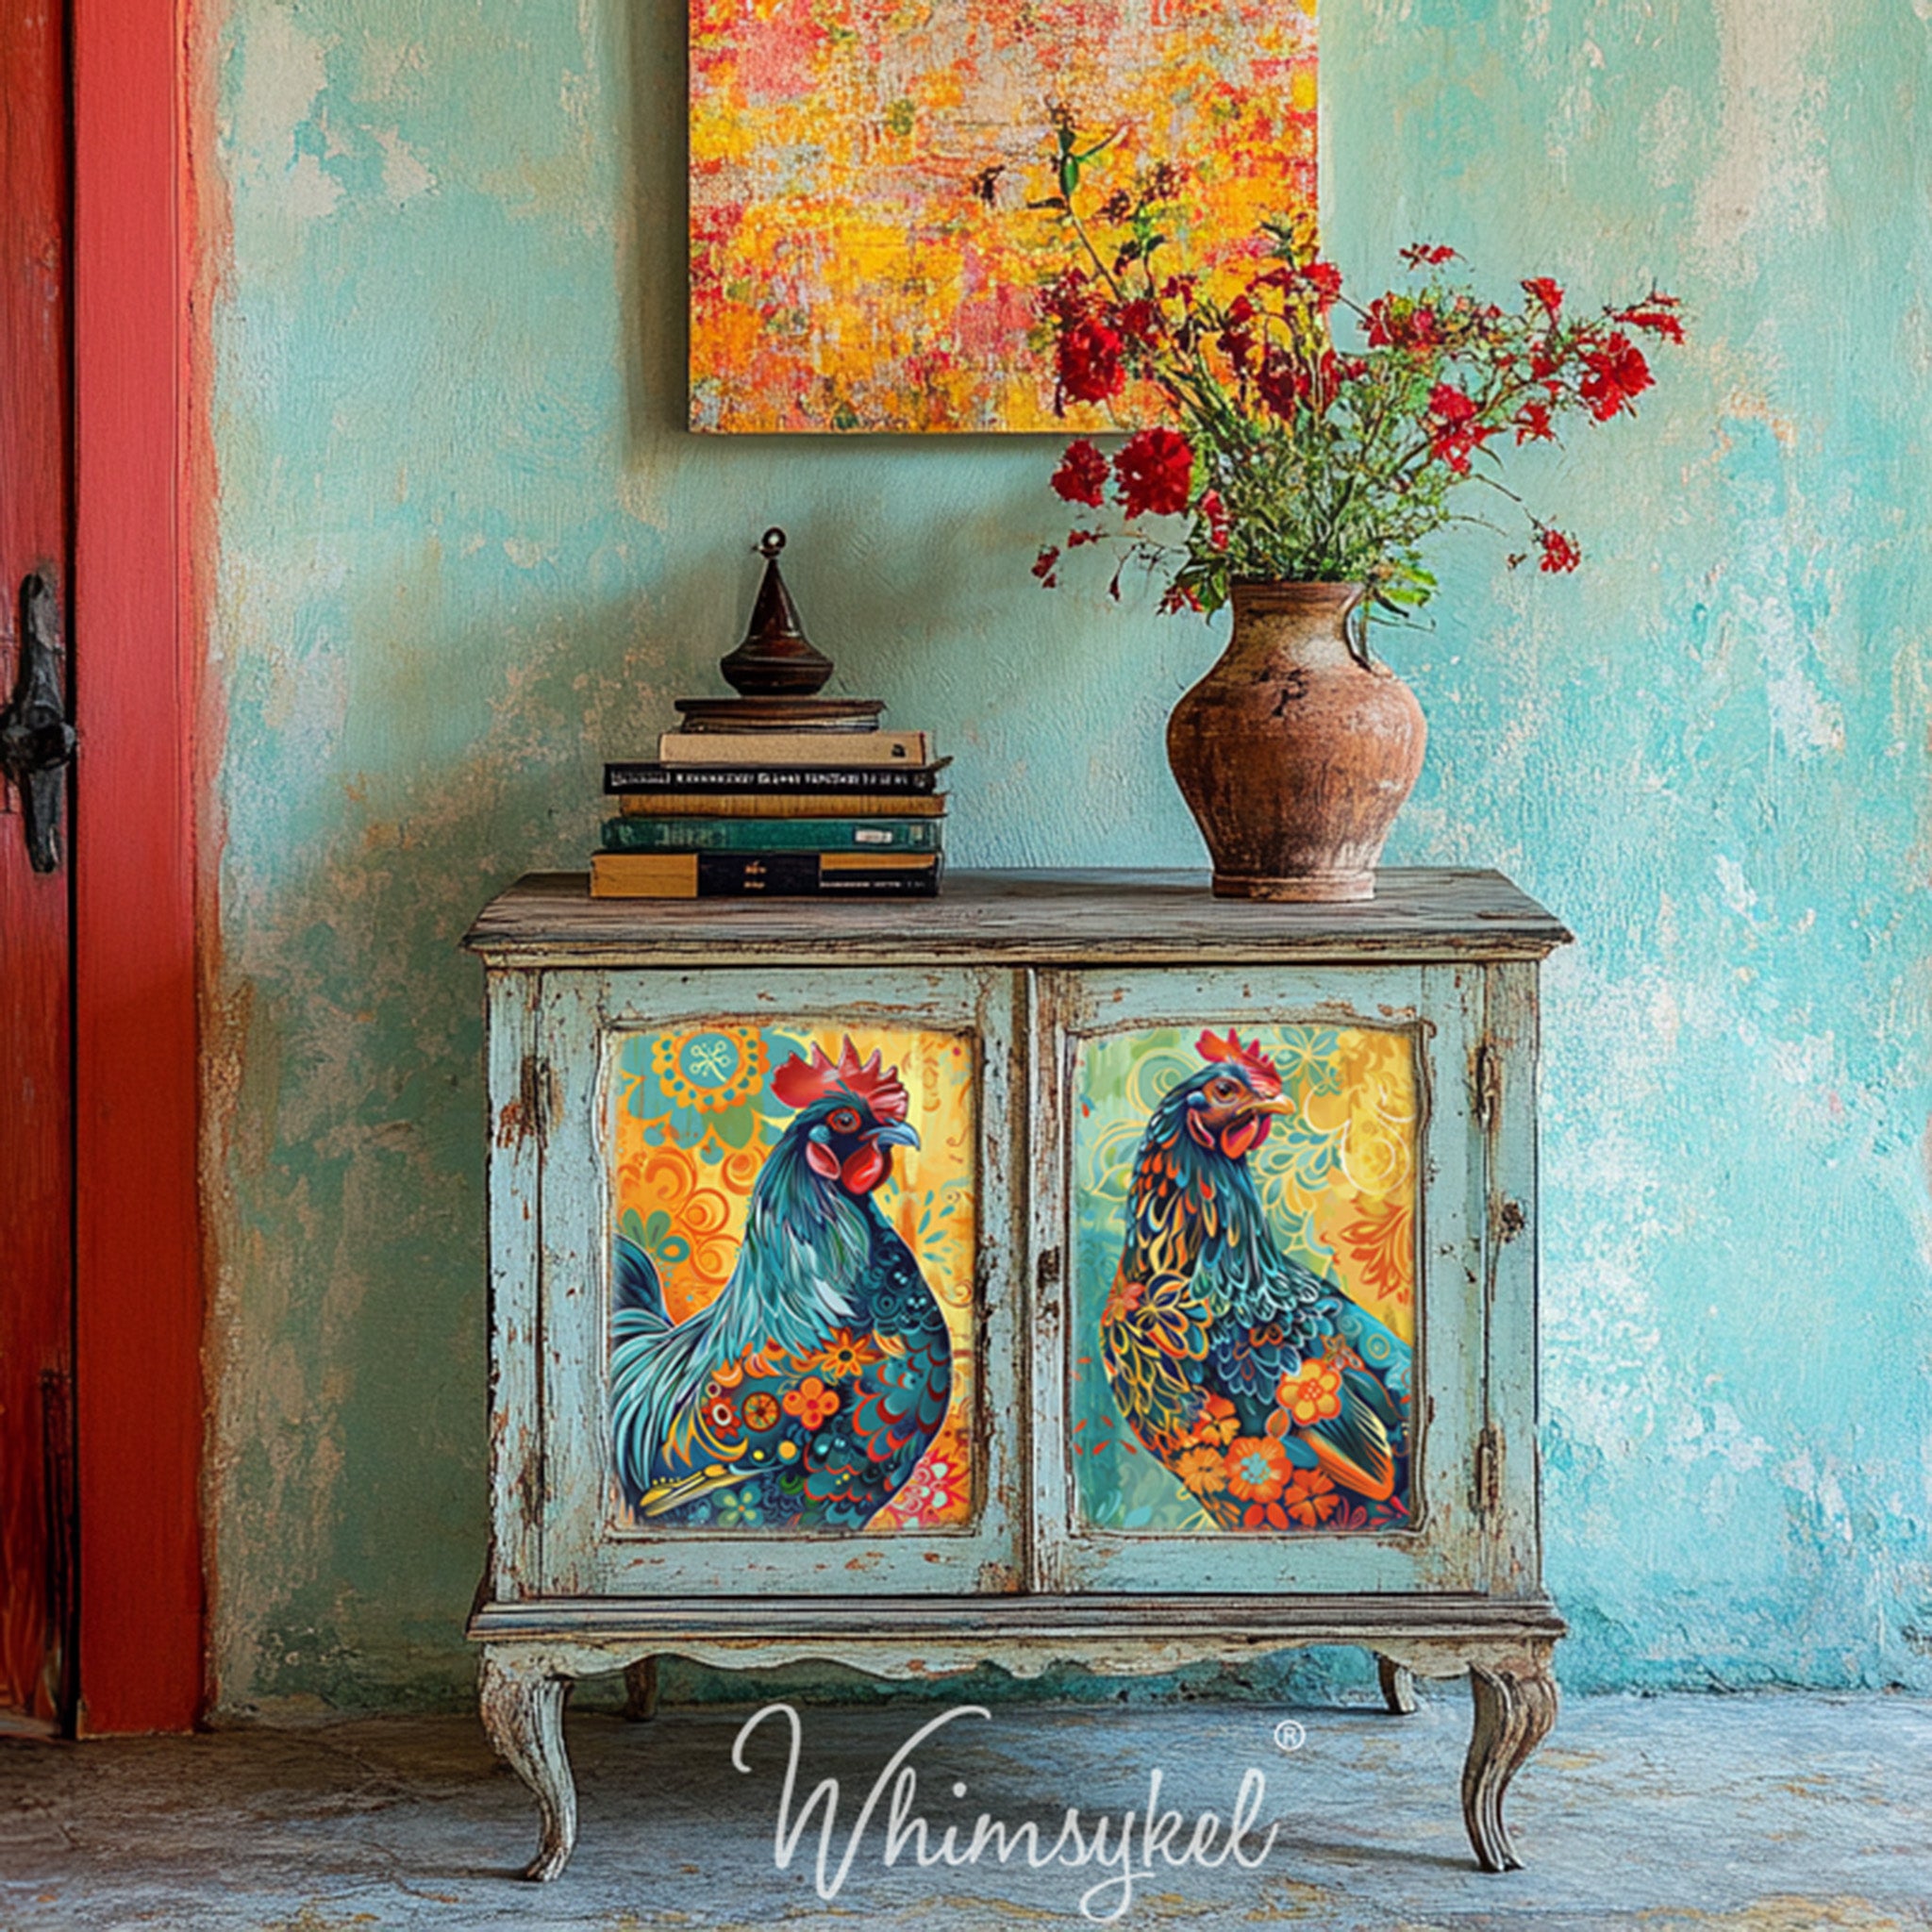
[3, 1689, 1930, 1930]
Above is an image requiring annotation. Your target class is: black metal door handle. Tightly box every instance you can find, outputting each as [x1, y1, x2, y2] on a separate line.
[0, 574, 77, 873]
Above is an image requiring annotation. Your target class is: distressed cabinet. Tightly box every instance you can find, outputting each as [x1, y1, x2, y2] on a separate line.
[463, 869, 1571, 1881]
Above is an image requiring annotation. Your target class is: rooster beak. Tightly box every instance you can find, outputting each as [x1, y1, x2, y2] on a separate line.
[871, 1120, 921, 1150]
[1246, 1096, 1295, 1116]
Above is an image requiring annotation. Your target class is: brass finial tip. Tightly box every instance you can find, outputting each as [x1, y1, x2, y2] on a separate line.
[758, 527, 787, 558]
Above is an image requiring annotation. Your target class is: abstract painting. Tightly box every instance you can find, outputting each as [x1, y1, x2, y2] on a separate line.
[1071, 1024, 1417, 1534]
[605, 1023, 976, 1532]
[690, 0, 1320, 433]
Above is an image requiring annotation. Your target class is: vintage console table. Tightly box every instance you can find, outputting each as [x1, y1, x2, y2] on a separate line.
[463, 868, 1570, 1881]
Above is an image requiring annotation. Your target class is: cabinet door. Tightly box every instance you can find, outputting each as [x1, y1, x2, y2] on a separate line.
[532, 966, 1023, 1595]
[1032, 966, 1487, 1593]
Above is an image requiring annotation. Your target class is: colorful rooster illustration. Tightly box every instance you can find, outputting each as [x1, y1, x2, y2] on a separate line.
[1101, 1030, 1413, 1531]
[608, 1039, 951, 1530]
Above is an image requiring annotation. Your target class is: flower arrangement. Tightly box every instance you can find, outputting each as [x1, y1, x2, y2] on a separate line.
[1019, 114, 1684, 620]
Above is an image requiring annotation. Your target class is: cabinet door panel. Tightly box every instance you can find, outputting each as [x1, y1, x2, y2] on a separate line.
[535, 966, 1023, 1594]
[1033, 966, 1487, 1593]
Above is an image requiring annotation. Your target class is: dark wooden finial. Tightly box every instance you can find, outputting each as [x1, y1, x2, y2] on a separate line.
[719, 527, 836, 698]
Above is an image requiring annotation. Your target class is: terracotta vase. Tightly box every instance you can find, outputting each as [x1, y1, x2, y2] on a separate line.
[1166, 582, 1426, 903]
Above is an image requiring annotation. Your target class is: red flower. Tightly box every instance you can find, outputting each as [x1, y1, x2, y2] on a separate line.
[1031, 544, 1060, 586]
[1301, 260, 1343, 305]
[1256, 349, 1307, 420]
[1058, 316, 1124, 404]
[1198, 489, 1230, 552]
[1537, 526, 1581, 573]
[1158, 582, 1204, 616]
[1216, 294, 1257, 372]
[1040, 267, 1091, 325]
[1425, 383, 1496, 474]
[1113, 426, 1194, 519]
[1401, 242, 1459, 267]
[1050, 439, 1110, 508]
[1522, 276, 1565, 318]
[1366, 298, 1441, 355]
[1616, 302, 1686, 345]
[1579, 331, 1653, 420]
[1113, 297, 1160, 346]
[1514, 399, 1555, 443]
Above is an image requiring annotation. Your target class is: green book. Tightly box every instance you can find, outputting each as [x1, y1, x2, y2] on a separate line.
[598, 814, 941, 855]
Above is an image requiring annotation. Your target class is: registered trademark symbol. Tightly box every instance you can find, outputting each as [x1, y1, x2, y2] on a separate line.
[1272, 1718, 1306, 1753]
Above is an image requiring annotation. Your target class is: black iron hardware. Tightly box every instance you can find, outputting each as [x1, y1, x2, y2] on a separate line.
[0, 574, 76, 874]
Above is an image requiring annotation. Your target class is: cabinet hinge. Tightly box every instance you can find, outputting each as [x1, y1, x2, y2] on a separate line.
[1473, 1041, 1503, 1132]
[1474, 1423, 1503, 1516]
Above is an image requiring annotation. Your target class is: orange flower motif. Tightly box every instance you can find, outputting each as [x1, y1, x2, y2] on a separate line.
[1242, 1501, 1291, 1529]
[1280, 1467, 1340, 1528]
[806, 1328, 886, 1381]
[781, 1376, 840, 1430]
[1176, 1446, 1227, 1497]
[1224, 1435, 1292, 1504]
[741, 1391, 780, 1431]
[1188, 1394, 1241, 1449]
[1276, 1358, 1343, 1427]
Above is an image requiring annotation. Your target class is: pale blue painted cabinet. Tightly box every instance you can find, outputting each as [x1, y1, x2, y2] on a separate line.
[464, 868, 1571, 1882]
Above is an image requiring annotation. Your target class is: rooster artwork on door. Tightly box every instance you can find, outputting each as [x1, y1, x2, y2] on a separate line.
[605, 1025, 976, 1533]
[1074, 1026, 1418, 1534]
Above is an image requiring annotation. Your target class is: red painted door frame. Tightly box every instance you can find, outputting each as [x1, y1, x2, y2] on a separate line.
[0, 0, 77, 1740]
[70, 0, 205, 1732]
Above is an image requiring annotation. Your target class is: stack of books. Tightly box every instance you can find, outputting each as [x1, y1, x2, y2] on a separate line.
[591, 727, 948, 899]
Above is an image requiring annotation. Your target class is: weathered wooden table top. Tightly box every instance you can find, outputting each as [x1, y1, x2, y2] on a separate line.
[464, 868, 1572, 967]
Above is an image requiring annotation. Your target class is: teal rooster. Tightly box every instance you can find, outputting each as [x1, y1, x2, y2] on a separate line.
[1101, 1030, 1413, 1531]
[608, 1040, 950, 1530]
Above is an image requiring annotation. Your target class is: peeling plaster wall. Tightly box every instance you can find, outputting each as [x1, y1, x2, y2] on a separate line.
[203, 0, 1932, 1710]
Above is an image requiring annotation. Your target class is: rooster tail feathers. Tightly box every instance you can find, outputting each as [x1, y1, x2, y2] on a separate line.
[614, 1235, 667, 1328]
[1304, 1382, 1398, 1502]
[610, 1299, 727, 1504]
[1341, 1364, 1406, 1438]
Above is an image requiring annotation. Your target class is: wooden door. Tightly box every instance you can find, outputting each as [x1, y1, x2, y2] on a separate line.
[1030, 964, 1493, 1595]
[0, 0, 75, 1735]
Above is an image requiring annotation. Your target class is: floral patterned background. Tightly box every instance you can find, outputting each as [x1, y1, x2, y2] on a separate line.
[607, 1022, 977, 1529]
[1072, 1024, 1417, 1532]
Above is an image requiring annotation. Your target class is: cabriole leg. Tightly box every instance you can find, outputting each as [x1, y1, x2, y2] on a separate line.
[624, 1656, 659, 1722]
[479, 1649, 578, 1881]
[1374, 1653, 1419, 1714]
[1460, 1653, 1557, 1873]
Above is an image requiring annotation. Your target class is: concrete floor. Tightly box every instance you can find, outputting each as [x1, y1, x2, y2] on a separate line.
[3, 1688, 1929, 1930]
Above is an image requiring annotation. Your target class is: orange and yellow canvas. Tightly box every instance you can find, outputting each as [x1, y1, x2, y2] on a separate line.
[689, 0, 1320, 433]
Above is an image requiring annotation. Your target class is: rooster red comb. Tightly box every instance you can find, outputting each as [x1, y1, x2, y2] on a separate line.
[770, 1037, 910, 1121]
[1196, 1028, 1283, 1097]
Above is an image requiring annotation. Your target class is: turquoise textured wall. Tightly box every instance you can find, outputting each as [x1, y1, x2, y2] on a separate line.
[205, 0, 1932, 1708]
